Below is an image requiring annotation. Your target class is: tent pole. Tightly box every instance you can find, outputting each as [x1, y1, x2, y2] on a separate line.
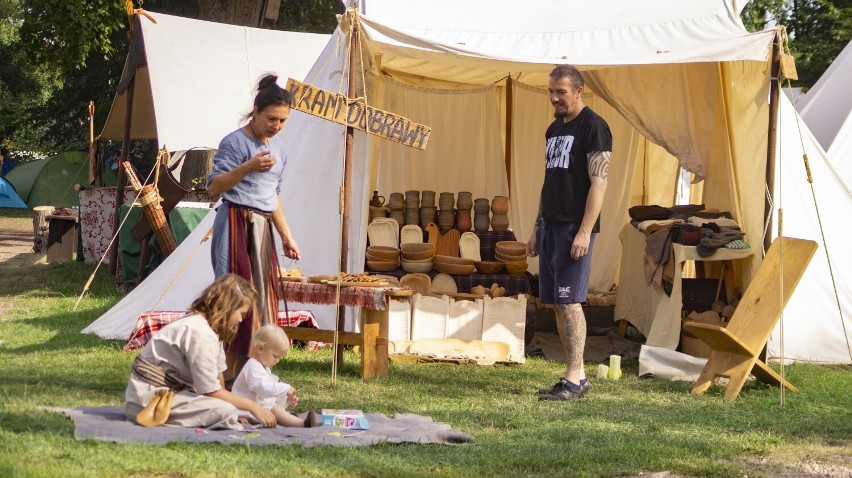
[336, 18, 359, 367]
[109, 75, 135, 275]
[764, 33, 782, 253]
[505, 77, 513, 188]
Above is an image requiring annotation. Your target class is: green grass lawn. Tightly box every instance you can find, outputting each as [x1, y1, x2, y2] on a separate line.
[0, 213, 849, 477]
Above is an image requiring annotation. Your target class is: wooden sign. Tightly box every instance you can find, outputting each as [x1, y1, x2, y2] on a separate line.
[286, 78, 431, 150]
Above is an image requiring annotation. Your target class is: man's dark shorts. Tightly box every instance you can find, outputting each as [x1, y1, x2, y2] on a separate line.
[536, 222, 596, 305]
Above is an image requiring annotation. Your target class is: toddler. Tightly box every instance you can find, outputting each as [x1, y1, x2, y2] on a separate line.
[232, 325, 317, 427]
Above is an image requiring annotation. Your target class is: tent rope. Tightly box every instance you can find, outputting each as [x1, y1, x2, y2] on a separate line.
[778, 26, 852, 363]
[147, 227, 213, 313]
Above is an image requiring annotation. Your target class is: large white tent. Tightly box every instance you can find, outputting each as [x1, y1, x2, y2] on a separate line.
[796, 40, 852, 185]
[766, 95, 852, 363]
[83, 1, 850, 363]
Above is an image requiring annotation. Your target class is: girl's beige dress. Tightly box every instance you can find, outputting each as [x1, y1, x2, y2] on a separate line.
[124, 314, 243, 430]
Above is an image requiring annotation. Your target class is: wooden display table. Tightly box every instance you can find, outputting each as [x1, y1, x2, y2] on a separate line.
[277, 281, 413, 379]
[614, 224, 755, 349]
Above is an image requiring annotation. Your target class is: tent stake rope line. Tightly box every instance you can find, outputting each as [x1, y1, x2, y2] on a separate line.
[73, 159, 160, 310]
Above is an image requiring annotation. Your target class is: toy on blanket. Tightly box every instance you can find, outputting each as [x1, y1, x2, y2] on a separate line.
[321, 409, 370, 429]
[278, 266, 304, 281]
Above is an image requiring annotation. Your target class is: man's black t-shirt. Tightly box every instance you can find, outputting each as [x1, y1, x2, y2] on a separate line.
[540, 106, 612, 232]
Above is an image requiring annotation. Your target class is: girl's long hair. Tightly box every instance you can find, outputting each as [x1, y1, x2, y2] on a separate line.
[190, 274, 257, 341]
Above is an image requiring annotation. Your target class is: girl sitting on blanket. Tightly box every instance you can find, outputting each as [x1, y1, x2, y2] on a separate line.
[232, 325, 318, 427]
[124, 274, 280, 430]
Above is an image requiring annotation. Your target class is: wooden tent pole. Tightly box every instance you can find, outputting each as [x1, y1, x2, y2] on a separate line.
[505, 77, 513, 188]
[108, 74, 135, 275]
[764, 33, 782, 253]
[335, 16, 360, 367]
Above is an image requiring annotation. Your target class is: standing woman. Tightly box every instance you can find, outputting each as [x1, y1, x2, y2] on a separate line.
[207, 74, 301, 383]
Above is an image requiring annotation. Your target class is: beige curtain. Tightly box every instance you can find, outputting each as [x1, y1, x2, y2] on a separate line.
[375, 77, 508, 201]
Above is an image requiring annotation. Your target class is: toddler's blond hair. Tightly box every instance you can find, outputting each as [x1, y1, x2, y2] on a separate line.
[250, 325, 290, 354]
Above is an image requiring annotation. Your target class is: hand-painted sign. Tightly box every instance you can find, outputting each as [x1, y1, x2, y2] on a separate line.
[286, 78, 431, 150]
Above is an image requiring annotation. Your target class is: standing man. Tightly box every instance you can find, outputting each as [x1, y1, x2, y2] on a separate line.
[528, 65, 612, 401]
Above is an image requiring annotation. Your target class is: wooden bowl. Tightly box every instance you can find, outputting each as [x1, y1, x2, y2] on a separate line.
[366, 259, 401, 272]
[366, 245, 400, 260]
[433, 255, 476, 266]
[495, 250, 527, 262]
[433, 262, 476, 275]
[401, 260, 433, 273]
[400, 242, 435, 254]
[475, 260, 504, 274]
[503, 260, 528, 275]
[401, 249, 435, 261]
[495, 241, 527, 255]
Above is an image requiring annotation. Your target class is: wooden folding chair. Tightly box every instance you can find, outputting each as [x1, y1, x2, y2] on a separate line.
[684, 237, 817, 399]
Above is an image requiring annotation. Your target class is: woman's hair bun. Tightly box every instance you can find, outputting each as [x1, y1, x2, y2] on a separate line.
[257, 74, 280, 91]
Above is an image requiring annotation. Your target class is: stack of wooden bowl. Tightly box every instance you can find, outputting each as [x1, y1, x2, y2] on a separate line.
[366, 245, 400, 272]
[495, 241, 528, 275]
[433, 254, 476, 274]
[474, 260, 504, 274]
[400, 242, 435, 273]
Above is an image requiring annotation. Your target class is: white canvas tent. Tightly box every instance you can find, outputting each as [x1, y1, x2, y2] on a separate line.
[796, 40, 852, 185]
[84, 2, 849, 363]
[765, 94, 852, 363]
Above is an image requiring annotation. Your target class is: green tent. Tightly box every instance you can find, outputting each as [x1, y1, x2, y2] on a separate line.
[5, 151, 116, 208]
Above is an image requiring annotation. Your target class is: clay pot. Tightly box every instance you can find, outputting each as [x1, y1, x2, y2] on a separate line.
[457, 191, 473, 210]
[490, 213, 509, 232]
[437, 209, 455, 231]
[388, 192, 405, 210]
[420, 206, 437, 226]
[369, 206, 389, 222]
[369, 191, 385, 208]
[474, 198, 490, 213]
[455, 208, 472, 232]
[421, 190, 436, 207]
[491, 196, 509, 215]
[439, 192, 455, 210]
[474, 212, 490, 233]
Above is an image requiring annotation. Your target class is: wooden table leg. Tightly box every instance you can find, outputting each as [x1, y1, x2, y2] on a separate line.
[360, 307, 382, 379]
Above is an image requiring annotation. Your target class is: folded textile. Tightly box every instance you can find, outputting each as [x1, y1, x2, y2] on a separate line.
[637, 219, 681, 232]
[669, 204, 706, 215]
[696, 229, 746, 257]
[644, 225, 674, 290]
[723, 239, 750, 249]
[629, 205, 671, 221]
[688, 216, 739, 228]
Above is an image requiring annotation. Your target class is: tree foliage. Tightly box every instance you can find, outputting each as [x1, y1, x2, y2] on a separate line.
[742, 0, 851, 87]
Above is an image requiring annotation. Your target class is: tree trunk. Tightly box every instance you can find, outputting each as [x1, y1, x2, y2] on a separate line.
[180, 149, 216, 190]
[32, 206, 55, 253]
[197, 0, 265, 27]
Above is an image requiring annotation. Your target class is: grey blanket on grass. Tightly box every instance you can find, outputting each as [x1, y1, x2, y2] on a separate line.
[51, 407, 473, 447]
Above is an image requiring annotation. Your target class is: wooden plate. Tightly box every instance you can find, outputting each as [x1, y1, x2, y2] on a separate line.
[431, 273, 458, 293]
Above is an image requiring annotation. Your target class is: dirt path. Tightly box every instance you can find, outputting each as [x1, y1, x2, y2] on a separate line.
[0, 213, 35, 262]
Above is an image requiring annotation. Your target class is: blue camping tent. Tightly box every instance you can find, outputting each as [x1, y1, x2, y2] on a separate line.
[0, 177, 27, 209]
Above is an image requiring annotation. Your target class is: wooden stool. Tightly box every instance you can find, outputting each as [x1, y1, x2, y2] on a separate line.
[684, 237, 817, 399]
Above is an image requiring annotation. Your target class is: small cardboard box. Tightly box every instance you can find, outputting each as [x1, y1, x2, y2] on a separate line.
[320, 409, 370, 429]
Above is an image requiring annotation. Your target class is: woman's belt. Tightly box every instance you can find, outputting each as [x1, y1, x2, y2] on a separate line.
[222, 199, 273, 219]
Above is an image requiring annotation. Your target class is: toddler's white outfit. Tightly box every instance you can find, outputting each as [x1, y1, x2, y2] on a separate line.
[232, 357, 292, 410]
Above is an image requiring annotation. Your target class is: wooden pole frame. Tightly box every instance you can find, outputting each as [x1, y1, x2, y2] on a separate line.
[335, 13, 360, 367]
[764, 32, 782, 254]
[108, 74, 135, 275]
